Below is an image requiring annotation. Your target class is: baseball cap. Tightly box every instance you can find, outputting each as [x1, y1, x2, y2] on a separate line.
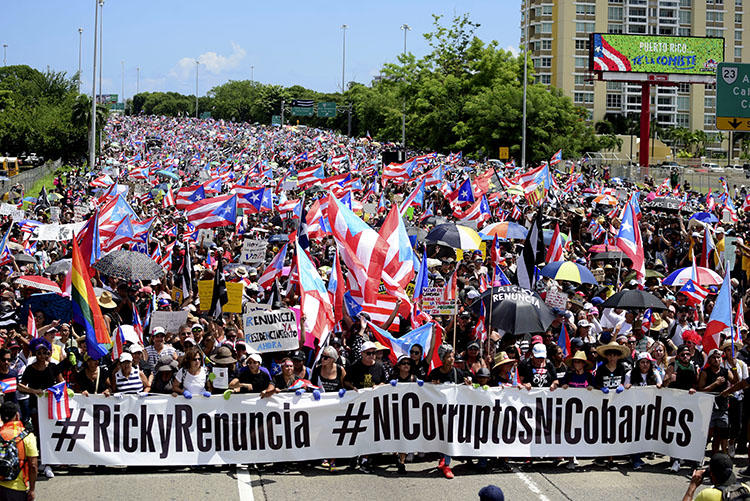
[119, 352, 133, 363]
[361, 341, 377, 352]
[531, 335, 543, 345]
[152, 326, 166, 336]
[532, 344, 547, 359]
[248, 353, 262, 363]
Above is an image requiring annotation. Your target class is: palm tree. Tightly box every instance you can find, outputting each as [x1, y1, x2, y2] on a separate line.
[71, 94, 108, 130]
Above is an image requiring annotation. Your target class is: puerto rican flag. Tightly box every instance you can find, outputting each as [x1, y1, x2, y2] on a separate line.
[641, 308, 652, 335]
[398, 179, 426, 215]
[361, 295, 403, 333]
[186, 194, 237, 229]
[680, 259, 710, 306]
[549, 149, 562, 166]
[132, 303, 144, 345]
[162, 186, 175, 208]
[111, 325, 126, 361]
[455, 178, 476, 204]
[27, 309, 38, 339]
[258, 243, 287, 290]
[296, 243, 334, 341]
[557, 322, 571, 358]
[379, 206, 416, 291]
[545, 223, 564, 263]
[456, 196, 491, 228]
[297, 164, 325, 187]
[592, 34, 632, 72]
[704, 268, 733, 354]
[615, 201, 645, 279]
[175, 185, 207, 210]
[328, 248, 347, 324]
[0, 376, 16, 395]
[103, 216, 135, 252]
[368, 321, 435, 365]
[734, 300, 746, 345]
[47, 382, 71, 420]
[235, 186, 273, 213]
[382, 162, 411, 185]
[99, 194, 137, 235]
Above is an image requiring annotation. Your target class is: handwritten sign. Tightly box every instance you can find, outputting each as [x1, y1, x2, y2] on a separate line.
[544, 289, 569, 310]
[240, 239, 268, 265]
[242, 307, 299, 353]
[422, 286, 457, 315]
[151, 311, 189, 335]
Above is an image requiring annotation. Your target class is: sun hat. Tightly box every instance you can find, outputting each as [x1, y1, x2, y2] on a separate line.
[721, 339, 743, 350]
[595, 341, 630, 358]
[492, 351, 516, 370]
[565, 350, 593, 370]
[213, 346, 237, 364]
[97, 291, 117, 309]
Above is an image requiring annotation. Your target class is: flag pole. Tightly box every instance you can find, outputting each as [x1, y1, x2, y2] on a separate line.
[486, 286, 494, 363]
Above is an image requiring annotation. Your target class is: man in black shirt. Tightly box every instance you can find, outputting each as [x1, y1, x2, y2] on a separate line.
[229, 353, 275, 397]
[700, 348, 737, 456]
[344, 342, 387, 390]
[518, 344, 559, 390]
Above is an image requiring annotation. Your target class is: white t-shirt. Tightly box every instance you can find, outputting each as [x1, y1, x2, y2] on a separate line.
[175, 367, 207, 395]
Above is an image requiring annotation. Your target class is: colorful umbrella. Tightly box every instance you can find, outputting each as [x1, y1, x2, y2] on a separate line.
[662, 266, 723, 286]
[588, 244, 620, 253]
[14, 275, 62, 293]
[539, 261, 598, 285]
[480, 221, 528, 240]
[425, 223, 482, 250]
[690, 212, 719, 224]
[542, 229, 569, 246]
[593, 194, 619, 206]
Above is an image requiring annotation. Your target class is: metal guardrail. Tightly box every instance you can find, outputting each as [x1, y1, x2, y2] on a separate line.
[607, 164, 750, 194]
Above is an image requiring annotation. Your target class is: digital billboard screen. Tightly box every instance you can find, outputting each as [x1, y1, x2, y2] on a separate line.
[589, 34, 724, 75]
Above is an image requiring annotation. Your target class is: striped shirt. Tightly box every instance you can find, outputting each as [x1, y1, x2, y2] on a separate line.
[145, 344, 177, 367]
[114, 367, 144, 394]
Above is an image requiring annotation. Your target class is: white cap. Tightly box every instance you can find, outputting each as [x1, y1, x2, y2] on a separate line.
[119, 352, 133, 363]
[152, 326, 166, 336]
[361, 341, 377, 352]
[716, 226, 725, 234]
[532, 344, 547, 359]
[128, 344, 144, 354]
[248, 353, 262, 363]
[466, 290, 480, 300]
[578, 319, 591, 328]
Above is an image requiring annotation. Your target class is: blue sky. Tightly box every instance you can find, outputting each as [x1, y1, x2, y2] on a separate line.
[3, 1, 521, 101]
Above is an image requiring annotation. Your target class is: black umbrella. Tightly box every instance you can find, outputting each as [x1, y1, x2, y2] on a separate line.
[472, 285, 556, 336]
[306, 185, 327, 194]
[44, 258, 72, 275]
[423, 215, 448, 226]
[600, 289, 666, 310]
[93, 250, 165, 281]
[21, 293, 72, 323]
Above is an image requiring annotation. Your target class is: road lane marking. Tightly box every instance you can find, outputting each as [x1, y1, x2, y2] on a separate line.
[512, 466, 551, 501]
[236, 465, 255, 501]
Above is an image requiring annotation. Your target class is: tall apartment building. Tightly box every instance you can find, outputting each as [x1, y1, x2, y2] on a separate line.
[521, 0, 747, 140]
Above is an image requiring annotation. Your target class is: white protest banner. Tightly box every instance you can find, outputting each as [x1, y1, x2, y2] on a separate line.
[544, 289, 568, 310]
[240, 239, 268, 265]
[243, 307, 299, 353]
[422, 286, 457, 315]
[150, 310, 189, 334]
[39, 386, 713, 466]
[34, 222, 85, 241]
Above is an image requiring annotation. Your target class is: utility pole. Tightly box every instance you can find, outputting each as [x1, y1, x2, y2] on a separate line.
[77, 29, 83, 92]
[2, 44, 6, 66]
[341, 24, 348, 93]
[88, 0, 99, 171]
[136, 66, 140, 94]
[250, 65, 254, 84]
[401, 24, 410, 149]
[195, 60, 199, 118]
[347, 104, 352, 137]
[280, 99, 285, 127]
[98, 0, 104, 152]
[121, 60, 124, 106]
[521, 0, 529, 169]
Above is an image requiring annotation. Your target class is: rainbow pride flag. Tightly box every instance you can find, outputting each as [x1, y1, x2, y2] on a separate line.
[71, 237, 110, 359]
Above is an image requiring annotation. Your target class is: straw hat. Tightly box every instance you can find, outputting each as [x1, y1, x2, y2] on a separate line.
[595, 341, 630, 358]
[721, 339, 743, 351]
[649, 312, 669, 332]
[565, 350, 593, 370]
[492, 351, 516, 370]
[97, 291, 117, 309]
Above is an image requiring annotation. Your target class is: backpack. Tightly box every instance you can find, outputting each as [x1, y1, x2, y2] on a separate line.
[0, 428, 30, 481]
[718, 482, 750, 501]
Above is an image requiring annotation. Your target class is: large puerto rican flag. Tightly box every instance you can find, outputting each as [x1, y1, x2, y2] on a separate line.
[615, 201, 645, 279]
[176, 185, 206, 210]
[592, 34, 632, 72]
[296, 242, 334, 341]
[186, 194, 237, 229]
[704, 268, 733, 354]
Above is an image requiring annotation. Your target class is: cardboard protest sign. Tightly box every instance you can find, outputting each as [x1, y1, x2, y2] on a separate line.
[151, 311, 189, 334]
[242, 307, 299, 353]
[240, 239, 268, 265]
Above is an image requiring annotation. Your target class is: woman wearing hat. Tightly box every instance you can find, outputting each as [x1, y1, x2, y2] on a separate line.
[561, 351, 594, 390]
[113, 352, 150, 394]
[490, 352, 519, 388]
[150, 355, 179, 394]
[97, 291, 120, 334]
[310, 347, 347, 393]
[593, 341, 630, 393]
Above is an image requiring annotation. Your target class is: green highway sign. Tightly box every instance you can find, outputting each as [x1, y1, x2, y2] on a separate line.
[717, 63, 750, 130]
[109, 102, 125, 111]
[317, 102, 337, 118]
[271, 115, 282, 126]
[291, 106, 314, 117]
[200, 111, 212, 119]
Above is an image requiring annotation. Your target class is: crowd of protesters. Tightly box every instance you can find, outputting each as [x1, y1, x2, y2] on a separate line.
[0, 115, 747, 499]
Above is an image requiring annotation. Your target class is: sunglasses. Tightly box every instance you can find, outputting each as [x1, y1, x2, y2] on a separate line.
[410, 350, 421, 355]
[363, 351, 376, 356]
[282, 364, 293, 368]
[320, 355, 331, 360]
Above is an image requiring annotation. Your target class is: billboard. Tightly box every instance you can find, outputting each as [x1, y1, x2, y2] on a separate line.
[97, 94, 118, 104]
[589, 34, 724, 75]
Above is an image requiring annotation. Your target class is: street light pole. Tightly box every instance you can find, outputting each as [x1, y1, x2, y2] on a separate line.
[250, 65, 254, 84]
[2, 44, 7, 66]
[121, 60, 124, 107]
[521, 0, 529, 169]
[136, 66, 140, 94]
[401, 24, 410, 149]
[89, 0, 99, 170]
[77, 28, 83, 92]
[195, 60, 199, 118]
[341, 25, 348, 93]
[98, 0, 104, 153]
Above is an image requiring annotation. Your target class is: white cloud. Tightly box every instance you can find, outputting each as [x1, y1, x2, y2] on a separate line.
[171, 43, 246, 80]
[505, 45, 520, 57]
